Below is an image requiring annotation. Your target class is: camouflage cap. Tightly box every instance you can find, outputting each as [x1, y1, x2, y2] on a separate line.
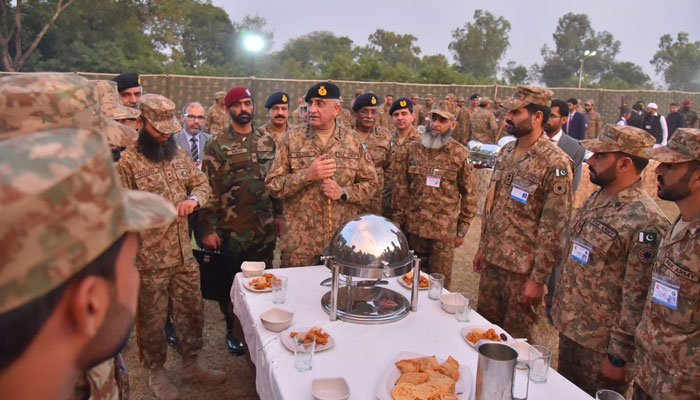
[91, 80, 140, 120]
[648, 128, 700, 163]
[502, 85, 553, 110]
[139, 93, 181, 134]
[214, 91, 226, 100]
[580, 124, 655, 158]
[0, 73, 135, 147]
[430, 100, 456, 120]
[0, 127, 177, 315]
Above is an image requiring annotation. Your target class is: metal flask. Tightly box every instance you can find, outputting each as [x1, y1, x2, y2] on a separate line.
[475, 342, 530, 400]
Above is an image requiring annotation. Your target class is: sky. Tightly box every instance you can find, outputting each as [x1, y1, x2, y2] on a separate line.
[214, 0, 700, 87]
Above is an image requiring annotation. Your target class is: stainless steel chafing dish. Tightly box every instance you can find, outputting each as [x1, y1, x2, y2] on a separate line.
[467, 140, 501, 168]
[321, 214, 421, 324]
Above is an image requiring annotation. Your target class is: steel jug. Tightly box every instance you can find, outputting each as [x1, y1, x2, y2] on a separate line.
[475, 342, 530, 400]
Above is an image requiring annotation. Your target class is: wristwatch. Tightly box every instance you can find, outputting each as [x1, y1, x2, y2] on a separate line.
[187, 194, 199, 207]
[339, 188, 348, 202]
[607, 353, 626, 367]
[457, 232, 466, 237]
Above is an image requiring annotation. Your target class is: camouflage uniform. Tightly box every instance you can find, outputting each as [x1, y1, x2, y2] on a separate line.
[392, 133, 478, 289]
[91, 80, 141, 122]
[359, 125, 392, 214]
[478, 86, 573, 339]
[680, 106, 699, 129]
[290, 104, 308, 125]
[258, 120, 290, 147]
[72, 356, 129, 400]
[116, 95, 213, 370]
[586, 109, 603, 139]
[633, 128, 700, 400]
[468, 107, 499, 144]
[413, 103, 424, 128]
[452, 106, 471, 146]
[265, 122, 378, 267]
[204, 104, 229, 137]
[337, 107, 354, 127]
[383, 126, 422, 218]
[377, 104, 393, 131]
[552, 123, 669, 396]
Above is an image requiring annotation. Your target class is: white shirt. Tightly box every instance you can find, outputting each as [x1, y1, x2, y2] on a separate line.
[647, 112, 669, 147]
[616, 117, 627, 126]
[548, 129, 563, 145]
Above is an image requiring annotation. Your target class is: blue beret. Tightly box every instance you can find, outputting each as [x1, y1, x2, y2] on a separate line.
[352, 92, 380, 111]
[305, 82, 340, 103]
[470, 93, 480, 100]
[265, 92, 289, 108]
[112, 73, 140, 92]
[389, 98, 413, 116]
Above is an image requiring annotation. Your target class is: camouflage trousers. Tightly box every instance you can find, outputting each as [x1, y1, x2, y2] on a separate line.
[137, 261, 204, 369]
[557, 334, 629, 396]
[281, 251, 321, 268]
[476, 263, 538, 339]
[408, 234, 455, 290]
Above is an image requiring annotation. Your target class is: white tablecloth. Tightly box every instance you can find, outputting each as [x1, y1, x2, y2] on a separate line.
[232, 266, 593, 400]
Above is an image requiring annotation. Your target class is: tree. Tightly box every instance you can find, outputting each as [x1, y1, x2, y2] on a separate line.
[650, 32, 700, 91]
[363, 29, 420, 71]
[274, 31, 355, 79]
[0, 0, 77, 71]
[539, 13, 620, 87]
[448, 9, 510, 80]
[599, 61, 651, 89]
[503, 61, 529, 85]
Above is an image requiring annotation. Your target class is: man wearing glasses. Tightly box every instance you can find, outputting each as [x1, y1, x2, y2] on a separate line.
[175, 102, 211, 170]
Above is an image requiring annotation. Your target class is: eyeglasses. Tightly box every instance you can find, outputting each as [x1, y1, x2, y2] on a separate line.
[185, 114, 205, 121]
[550, 114, 562, 119]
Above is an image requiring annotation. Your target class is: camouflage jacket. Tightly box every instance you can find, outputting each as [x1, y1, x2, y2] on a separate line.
[383, 127, 422, 216]
[337, 108, 354, 128]
[376, 106, 393, 131]
[264, 122, 378, 258]
[358, 125, 392, 214]
[258, 120, 289, 147]
[117, 145, 211, 271]
[634, 214, 700, 399]
[468, 107, 499, 144]
[586, 110, 603, 139]
[413, 104, 424, 127]
[72, 356, 128, 400]
[199, 125, 279, 244]
[680, 107, 699, 129]
[452, 107, 471, 146]
[480, 134, 574, 284]
[204, 105, 229, 137]
[552, 180, 669, 360]
[392, 138, 477, 240]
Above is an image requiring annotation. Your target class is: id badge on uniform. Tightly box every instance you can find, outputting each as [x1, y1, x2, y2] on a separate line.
[510, 184, 530, 204]
[571, 238, 592, 265]
[196, 161, 202, 170]
[651, 273, 680, 309]
[426, 174, 441, 188]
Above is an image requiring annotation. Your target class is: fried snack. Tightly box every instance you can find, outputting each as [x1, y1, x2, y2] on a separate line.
[410, 382, 440, 399]
[395, 355, 440, 374]
[289, 326, 330, 346]
[465, 327, 502, 344]
[438, 356, 459, 381]
[396, 372, 429, 386]
[248, 273, 276, 290]
[391, 383, 415, 400]
[402, 271, 429, 288]
[427, 371, 456, 394]
[393, 356, 459, 399]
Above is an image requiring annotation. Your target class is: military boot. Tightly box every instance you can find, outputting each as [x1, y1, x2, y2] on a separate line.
[181, 358, 226, 385]
[148, 367, 179, 400]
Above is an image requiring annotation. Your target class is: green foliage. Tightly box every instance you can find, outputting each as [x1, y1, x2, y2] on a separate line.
[650, 32, 700, 91]
[448, 9, 510, 80]
[274, 30, 355, 79]
[503, 61, 529, 85]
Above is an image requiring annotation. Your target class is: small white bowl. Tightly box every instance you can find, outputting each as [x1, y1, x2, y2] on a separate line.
[440, 292, 458, 314]
[241, 261, 265, 277]
[311, 377, 350, 400]
[260, 307, 293, 332]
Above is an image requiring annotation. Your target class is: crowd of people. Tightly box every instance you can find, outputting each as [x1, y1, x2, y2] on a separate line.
[0, 72, 697, 400]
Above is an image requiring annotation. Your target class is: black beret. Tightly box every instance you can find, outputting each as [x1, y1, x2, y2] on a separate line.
[470, 93, 480, 100]
[352, 92, 380, 111]
[305, 82, 340, 102]
[265, 91, 289, 108]
[112, 73, 140, 92]
[389, 98, 413, 116]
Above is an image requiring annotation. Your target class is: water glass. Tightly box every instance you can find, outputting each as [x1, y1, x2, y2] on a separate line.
[271, 276, 288, 304]
[528, 345, 553, 383]
[428, 273, 444, 300]
[454, 293, 473, 322]
[293, 335, 315, 372]
[595, 390, 625, 400]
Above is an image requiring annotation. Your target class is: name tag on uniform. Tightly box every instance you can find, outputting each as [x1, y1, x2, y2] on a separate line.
[426, 174, 441, 188]
[510, 184, 530, 203]
[571, 238, 592, 265]
[651, 273, 680, 309]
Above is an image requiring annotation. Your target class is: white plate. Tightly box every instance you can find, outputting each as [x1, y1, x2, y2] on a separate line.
[460, 324, 513, 348]
[509, 340, 531, 368]
[280, 326, 335, 353]
[375, 351, 472, 400]
[397, 272, 429, 290]
[243, 275, 276, 292]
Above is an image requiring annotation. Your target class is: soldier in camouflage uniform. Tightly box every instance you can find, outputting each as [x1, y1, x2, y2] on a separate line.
[474, 85, 574, 339]
[112, 73, 142, 110]
[265, 82, 378, 267]
[452, 99, 471, 146]
[290, 98, 309, 125]
[411, 93, 424, 128]
[392, 102, 478, 289]
[376, 93, 394, 131]
[680, 99, 699, 129]
[422, 94, 435, 128]
[336, 96, 354, 127]
[552, 124, 670, 396]
[467, 97, 499, 144]
[352, 92, 392, 214]
[199, 87, 279, 356]
[204, 91, 229, 137]
[584, 99, 603, 139]
[92, 79, 141, 140]
[116, 94, 225, 400]
[382, 98, 423, 218]
[259, 91, 291, 146]
[632, 128, 700, 400]
[0, 74, 176, 400]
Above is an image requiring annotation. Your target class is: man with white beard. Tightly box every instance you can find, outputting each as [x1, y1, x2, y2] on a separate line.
[392, 101, 477, 289]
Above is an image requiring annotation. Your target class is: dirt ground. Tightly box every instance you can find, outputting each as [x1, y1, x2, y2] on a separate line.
[123, 200, 679, 400]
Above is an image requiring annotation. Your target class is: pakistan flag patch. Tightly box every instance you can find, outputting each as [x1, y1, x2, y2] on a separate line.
[638, 231, 657, 244]
[554, 168, 567, 177]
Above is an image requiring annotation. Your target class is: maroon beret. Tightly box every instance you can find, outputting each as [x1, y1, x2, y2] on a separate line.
[225, 86, 252, 108]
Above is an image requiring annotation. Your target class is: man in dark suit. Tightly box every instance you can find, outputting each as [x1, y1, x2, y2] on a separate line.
[628, 102, 644, 129]
[545, 99, 586, 321]
[174, 101, 212, 167]
[563, 98, 587, 140]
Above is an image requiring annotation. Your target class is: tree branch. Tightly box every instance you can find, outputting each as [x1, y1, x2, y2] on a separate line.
[13, 0, 76, 70]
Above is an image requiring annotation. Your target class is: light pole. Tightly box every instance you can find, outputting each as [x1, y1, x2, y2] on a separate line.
[241, 31, 265, 76]
[578, 50, 597, 88]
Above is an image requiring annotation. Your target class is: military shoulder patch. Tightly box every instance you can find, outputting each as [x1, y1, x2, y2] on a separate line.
[554, 168, 568, 177]
[553, 181, 567, 195]
[638, 246, 656, 264]
[638, 231, 657, 244]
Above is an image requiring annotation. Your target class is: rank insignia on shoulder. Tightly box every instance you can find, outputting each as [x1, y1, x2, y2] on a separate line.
[638, 231, 657, 244]
[554, 168, 568, 177]
[553, 181, 567, 195]
[638, 247, 656, 263]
